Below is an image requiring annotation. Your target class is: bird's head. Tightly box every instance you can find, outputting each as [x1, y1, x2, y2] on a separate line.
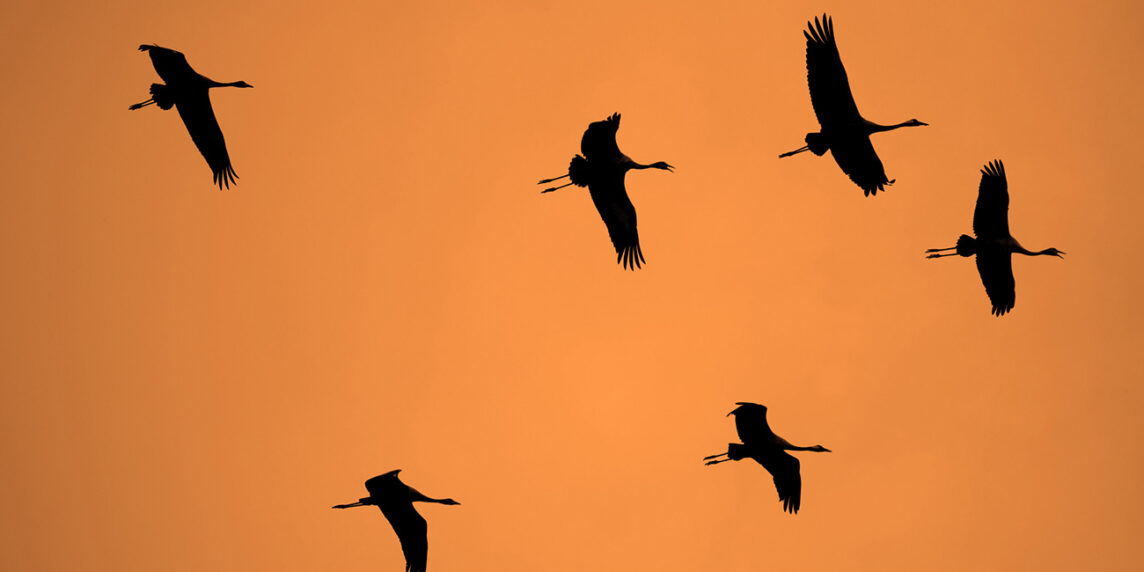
[811, 445, 831, 453]
[651, 161, 674, 172]
[440, 498, 461, 505]
[907, 119, 927, 127]
[728, 402, 766, 417]
[233, 81, 254, 88]
[1044, 248, 1065, 258]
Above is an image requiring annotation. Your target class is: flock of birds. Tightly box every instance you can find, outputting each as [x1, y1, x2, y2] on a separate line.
[129, 13, 1065, 571]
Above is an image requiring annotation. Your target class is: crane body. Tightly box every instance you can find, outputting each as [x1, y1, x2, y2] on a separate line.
[130, 44, 252, 189]
[926, 160, 1064, 316]
[539, 113, 673, 270]
[780, 15, 927, 196]
[333, 470, 459, 572]
[704, 403, 830, 514]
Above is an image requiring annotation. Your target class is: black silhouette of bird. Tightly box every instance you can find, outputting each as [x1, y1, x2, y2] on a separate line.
[926, 160, 1064, 316]
[129, 44, 252, 189]
[333, 470, 460, 572]
[538, 113, 673, 270]
[780, 15, 927, 196]
[704, 403, 831, 514]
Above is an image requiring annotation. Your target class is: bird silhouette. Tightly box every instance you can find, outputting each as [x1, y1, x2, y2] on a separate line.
[780, 15, 927, 196]
[926, 160, 1064, 316]
[333, 470, 460, 572]
[703, 403, 831, 514]
[538, 113, 673, 270]
[129, 44, 252, 189]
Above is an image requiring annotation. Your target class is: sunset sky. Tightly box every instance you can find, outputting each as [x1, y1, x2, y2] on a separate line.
[2, 1, 1143, 570]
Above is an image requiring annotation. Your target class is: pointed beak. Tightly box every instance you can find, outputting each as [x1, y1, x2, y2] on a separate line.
[917, 121, 929, 126]
[1056, 251, 1066, 257]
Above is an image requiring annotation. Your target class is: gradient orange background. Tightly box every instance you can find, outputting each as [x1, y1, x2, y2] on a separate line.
[2, 1, 1142, 570]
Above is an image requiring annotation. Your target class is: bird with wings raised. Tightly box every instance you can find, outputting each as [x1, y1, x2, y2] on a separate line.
[780, 14, 927, 196]
[129, 44, 252, 189]
[539, 113, 673, 270]
[333, 470, 460, 572]
[926, 160, 1065, 316]
[704, 403, 831, 514]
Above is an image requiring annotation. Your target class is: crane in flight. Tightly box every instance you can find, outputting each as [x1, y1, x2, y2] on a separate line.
[333, 470, 460, 572]
[780, 14, 927, 196]
[704, 403, 830, 514]
[539, 113, 673, 270]
[129, 44, 252, 189]
[926, 160, 1064, 316]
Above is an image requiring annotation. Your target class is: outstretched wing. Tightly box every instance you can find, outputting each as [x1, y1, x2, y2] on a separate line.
[174, 91, 238, 189]
[732, 404, 773, 446]
[804, 15, 860, 130]
[587, 174, 644, 270]
[139, 44, 195, 84]
[976, 249, 1015, 316]
[378, 503, 429, 572]
[754, 451, 802, 514]
[581, 113, 622, 162]
[973, 160, 1009, 239]
[829, 134, 890, 196]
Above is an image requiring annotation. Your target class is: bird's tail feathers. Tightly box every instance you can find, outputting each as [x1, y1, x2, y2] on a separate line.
[726, 442, 748, 461]
[149, 83, 175, 110]
[568, 155, 591, 187]
[805, 132, 829, 156]
[955, 234, 976, 256]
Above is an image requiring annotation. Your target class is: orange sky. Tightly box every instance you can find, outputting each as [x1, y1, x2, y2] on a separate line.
[2, 1, 1143, 570]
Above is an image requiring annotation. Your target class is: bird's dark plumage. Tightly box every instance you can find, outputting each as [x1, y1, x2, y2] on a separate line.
[581, 113, 623, 162]
[804, 16, 860, 131]
[926, 160, 1064, 316]
[758, 450, 802, 514]
[976, 247, 1015, 316]
[365, 474, 429, 572]
[973, 160, 1015, 315]
[704, 403, 830, 515]
[731, 402, 773, 445]
[539, 113, 672, 270]
[782, 14, 926, 196]
[333, 470, 459, 572]
[130, 44, 250, 189]
[973, 160, 1010, 240]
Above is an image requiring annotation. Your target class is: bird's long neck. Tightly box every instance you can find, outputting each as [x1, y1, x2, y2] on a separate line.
[332, 497, 375, 509]
[626, 159, 671, 172]
[1014, 245, 1057, 256]
[865, 120, 918, 134]
[786, 444, 829, 452]
[408, 488, 457, 505]
[208, 80, 247, 88]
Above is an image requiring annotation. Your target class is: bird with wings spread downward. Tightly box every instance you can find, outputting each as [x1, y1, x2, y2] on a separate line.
[130, 44, 252, 189]
[780, 15, 927, 196]
[333, 470, 460, 572]
[926, 160, 1065, 316]
[704, 403, 831, 514]
[539, 113, 673, 270]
